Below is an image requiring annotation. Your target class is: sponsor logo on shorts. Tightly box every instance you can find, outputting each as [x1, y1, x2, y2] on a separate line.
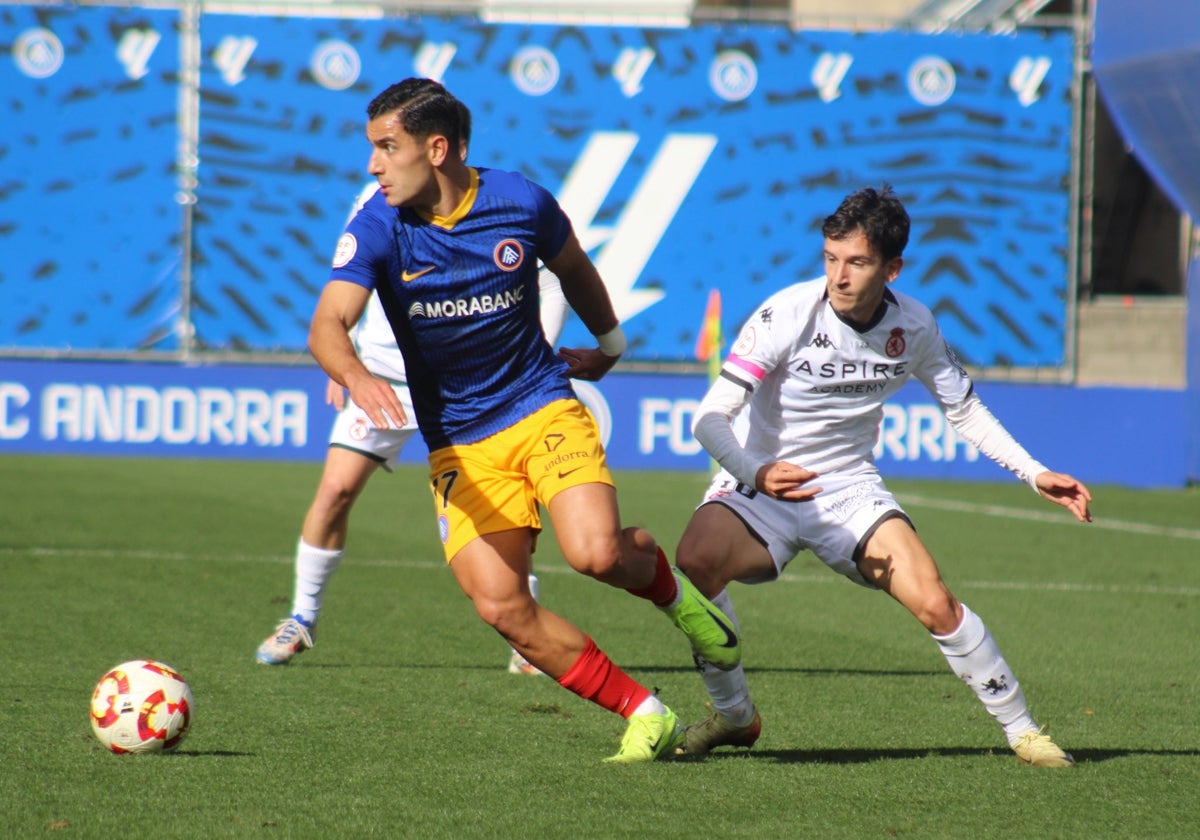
[544, 451, 588, 476]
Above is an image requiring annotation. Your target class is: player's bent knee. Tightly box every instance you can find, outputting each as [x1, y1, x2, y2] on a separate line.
[620, 525, 656, 555]
[313, 480, 361, 518]
[910, 593, 960, 634]
[471, 594, 536, 638]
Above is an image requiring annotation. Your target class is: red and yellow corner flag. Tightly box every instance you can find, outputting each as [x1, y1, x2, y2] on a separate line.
[694, 288, 723, 384]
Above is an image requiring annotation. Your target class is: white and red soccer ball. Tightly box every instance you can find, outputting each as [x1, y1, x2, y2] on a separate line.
[90, 660, 193, 754]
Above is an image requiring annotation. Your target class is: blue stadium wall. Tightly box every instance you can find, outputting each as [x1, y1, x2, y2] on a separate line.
[1, 6, 1192, 487]
[3, 5, 1074, 365]
[0, 358, 1188, 488]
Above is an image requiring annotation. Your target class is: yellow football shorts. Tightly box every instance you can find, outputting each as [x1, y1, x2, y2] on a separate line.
[426, 398, 614, 563]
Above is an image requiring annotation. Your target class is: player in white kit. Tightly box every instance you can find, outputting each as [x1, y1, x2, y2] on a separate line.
[675, 185, 1092, 767]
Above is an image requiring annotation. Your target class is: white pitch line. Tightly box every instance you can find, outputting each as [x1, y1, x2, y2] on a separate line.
[774, 570, 1200, 598]
[897, 492, 1200, 542]
[5, 492, 1198, 598]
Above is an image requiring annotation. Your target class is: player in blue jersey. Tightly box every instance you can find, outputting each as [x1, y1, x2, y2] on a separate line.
[256, 106, 553, 675]
[306, 78, 740, 762]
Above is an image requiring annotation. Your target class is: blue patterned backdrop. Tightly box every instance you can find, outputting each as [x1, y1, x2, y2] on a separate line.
[2, 9, 1074, 365]
[0, 5, 180, 350]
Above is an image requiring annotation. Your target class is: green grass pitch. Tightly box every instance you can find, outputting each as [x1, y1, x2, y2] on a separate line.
[1, 454, 1198, 838]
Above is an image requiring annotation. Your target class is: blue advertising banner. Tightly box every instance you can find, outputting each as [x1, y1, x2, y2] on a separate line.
[192, 16, 1074, 365]
[0, 5, 181, 350]
[0, 359, 1185, 488]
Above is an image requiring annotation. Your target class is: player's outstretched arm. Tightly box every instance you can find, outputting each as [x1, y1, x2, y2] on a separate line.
[1033, 471, 1093, 523]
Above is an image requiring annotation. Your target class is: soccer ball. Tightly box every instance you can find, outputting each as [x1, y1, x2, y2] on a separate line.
[90, 660, 193, 754]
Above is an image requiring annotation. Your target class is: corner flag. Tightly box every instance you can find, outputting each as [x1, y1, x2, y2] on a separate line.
[694, 289, 723, 384]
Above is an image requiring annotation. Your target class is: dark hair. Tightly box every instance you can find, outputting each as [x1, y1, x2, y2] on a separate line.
[821, 185, 910, 262]
[366, 78, 468, 153]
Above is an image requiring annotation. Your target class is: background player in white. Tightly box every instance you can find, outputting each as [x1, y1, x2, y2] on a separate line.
[674, 185, 1092, 767]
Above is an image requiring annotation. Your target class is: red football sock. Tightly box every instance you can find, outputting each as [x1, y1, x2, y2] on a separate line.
[557, 637, 650, 719]
[626, 546, 678, 607]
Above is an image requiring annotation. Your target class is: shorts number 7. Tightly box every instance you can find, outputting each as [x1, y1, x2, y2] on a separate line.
[432, 469, 459, 509]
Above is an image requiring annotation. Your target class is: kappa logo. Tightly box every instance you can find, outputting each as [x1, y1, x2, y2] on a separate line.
[981, 675, 1009, 696]
[759, 307, 773, 325]
[808, 332, 836, 349]
[494, 240, 524, 272]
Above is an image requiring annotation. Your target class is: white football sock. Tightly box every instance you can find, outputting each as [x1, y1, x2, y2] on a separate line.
[631, 693, 667, 717]
[291, 538, 344, 626]
[932, 603, 1038, 745]
[698, 589, 757, 726]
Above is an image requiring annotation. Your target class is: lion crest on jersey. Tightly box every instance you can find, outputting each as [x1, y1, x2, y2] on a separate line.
[885, 327, 906, 358]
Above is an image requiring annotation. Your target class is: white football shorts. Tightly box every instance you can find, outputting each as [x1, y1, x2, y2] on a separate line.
[327, 383, 418, 471]
[699, 468, 910, 588]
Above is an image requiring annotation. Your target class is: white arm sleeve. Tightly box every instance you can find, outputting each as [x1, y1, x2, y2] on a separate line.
[692, 376, 767, 487]
[538, 268, 570, 347]
[944, 392, 1047, 492]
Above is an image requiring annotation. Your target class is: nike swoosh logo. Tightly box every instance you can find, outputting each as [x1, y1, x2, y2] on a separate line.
[706, 607, 738, 648]
[557, 466, 585, 479]
[401, 266, 436, 282]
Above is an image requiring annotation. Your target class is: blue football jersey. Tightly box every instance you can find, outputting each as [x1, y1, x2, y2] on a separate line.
[329, 167, 574, 450]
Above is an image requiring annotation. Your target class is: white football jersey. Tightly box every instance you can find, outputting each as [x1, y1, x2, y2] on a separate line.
[352, 292, 407, 384]
[721, 277, 973, 476]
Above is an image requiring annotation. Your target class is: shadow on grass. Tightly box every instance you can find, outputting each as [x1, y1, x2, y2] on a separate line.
[698, 746, 1200, 765]
[296, 663, 948, 678]
[627, 665, 948, 677]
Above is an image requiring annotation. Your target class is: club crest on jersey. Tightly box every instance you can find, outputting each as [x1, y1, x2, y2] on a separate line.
[885, 327, 906, 358]
[732, 325, 756, 356]
[494, 239, 524, 272]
